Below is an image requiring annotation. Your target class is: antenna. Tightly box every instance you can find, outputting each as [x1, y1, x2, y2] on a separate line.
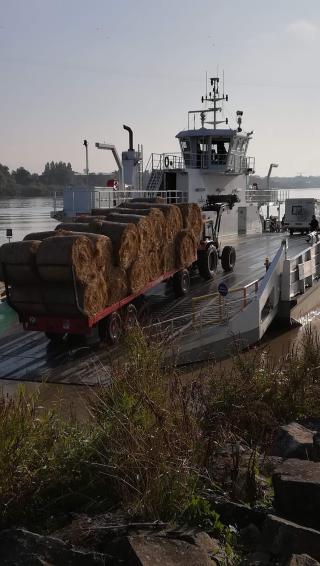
[205, 71, 207, 100]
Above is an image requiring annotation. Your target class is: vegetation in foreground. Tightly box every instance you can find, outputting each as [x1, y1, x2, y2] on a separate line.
[1, 325, 320, 537]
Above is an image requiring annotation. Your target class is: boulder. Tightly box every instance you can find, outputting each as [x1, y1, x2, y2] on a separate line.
[262, 515, 320, 561]
[272, 423, 315, 460]
[208, 496, 266, 530]
[273, 458, 320, 529]
[128, 533, 216, 565]
[287, 555, 320, 565]
[0, 528, 105, 565]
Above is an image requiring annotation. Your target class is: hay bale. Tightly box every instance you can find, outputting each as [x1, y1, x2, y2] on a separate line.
[176, 203, 203, 242]
[175, 230, 197, 268]
[43, 277, 107, 316]
[160, 241, 176, 273]
[103, 213, 152, 253]
[36, 235, 94, 284]
[127, 256, 150, 294]
[107, 266, 128, 304]
[123, 202, 183, 241]
[115, 207, 166, 248]
[23, 231, 62, 241]
[55, 222, 98, 233]
[99, 221, 139, 270]
[148, 250, 161, 280]
[10, 286, 46, 315]
[0, 240, 41, 284]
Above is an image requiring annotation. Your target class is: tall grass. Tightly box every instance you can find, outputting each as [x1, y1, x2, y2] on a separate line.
[2, 324, 320, 528]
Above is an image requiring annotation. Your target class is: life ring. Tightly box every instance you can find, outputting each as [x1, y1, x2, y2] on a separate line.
[164, 156, 170, 168]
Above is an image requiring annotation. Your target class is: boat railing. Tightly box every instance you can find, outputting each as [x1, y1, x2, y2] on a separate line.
[146, 152, 255, 173]
[246, 188, 289, 204]
[92, 188, 186, 208]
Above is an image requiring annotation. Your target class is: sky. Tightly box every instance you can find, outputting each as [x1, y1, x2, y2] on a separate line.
[1, 0, 320, 177]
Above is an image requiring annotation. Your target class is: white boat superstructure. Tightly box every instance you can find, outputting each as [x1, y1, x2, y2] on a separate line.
[143, 75, 261, 238]
[52, 74, 284, 235]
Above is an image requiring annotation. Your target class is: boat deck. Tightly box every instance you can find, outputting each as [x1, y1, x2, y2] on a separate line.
[0, 233, 311, 384]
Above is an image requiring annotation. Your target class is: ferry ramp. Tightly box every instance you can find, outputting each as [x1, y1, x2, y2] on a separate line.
[0, 233, 313, 384]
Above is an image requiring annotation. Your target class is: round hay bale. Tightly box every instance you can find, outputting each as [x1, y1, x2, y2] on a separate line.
[127, 256, 150, 294]
[123, 202, 183, 241]
[103, 213, 152, 253]
[115, 207, 166, 248]
[43, 276, 107, 316]
[99, 221, 139, 270]
[175, 230, 197, 268]
[0, 240, 41, 284]
[160, 241, 175, 273]
[24, 231, 60, 241]
[55, 222, 99, 233]
[148, 250, 161, 280]
[85, 234, 113, 274]
[107, 266, 128, 304]
[10, 286, 46, 315]
[23, 230, 71, 241]
[176, 203, 203, 242]
[36, 235, 94, 285]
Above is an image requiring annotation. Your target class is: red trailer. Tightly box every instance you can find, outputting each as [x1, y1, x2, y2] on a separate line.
[7, 266, 192, 345]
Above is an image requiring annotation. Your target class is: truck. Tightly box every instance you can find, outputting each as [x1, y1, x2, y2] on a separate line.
[285, 198, 320, 236]
[4, 199, 237, 345]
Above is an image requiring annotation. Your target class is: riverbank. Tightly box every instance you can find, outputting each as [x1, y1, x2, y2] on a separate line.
[2, 326, 320, 562]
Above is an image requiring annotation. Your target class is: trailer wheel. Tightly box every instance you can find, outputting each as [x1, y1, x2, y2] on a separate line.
[198, 246, 218, 280]
[221, 246, 236, 272]
[173, 269, 190, 297]
[124, 304, 137, 330]
[107, 312, 122, 344]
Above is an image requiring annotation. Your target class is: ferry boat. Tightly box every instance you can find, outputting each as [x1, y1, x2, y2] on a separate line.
[52, 75, 282, 239]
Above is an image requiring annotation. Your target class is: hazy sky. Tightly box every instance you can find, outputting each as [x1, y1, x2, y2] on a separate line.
[1, 0, 320, 177]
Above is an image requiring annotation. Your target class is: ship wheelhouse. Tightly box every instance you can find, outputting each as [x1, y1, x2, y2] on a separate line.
[176, 128, 253, 175]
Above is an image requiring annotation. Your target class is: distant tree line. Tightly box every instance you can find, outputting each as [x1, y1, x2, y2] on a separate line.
[0, 162, 117, 197]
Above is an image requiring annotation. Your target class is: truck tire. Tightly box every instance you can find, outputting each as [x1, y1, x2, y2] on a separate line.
[99, 312, 122, 345]
[173, 269, 190, 297]
[124, 304, 137, 330]
[221, 246, 236, 272]
[198, 246, 218, 280]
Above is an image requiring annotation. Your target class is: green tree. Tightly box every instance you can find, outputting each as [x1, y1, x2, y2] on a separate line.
[41, 161, 74, 186]
[0, 164, 16, 195]
[12, 167, 32, 185]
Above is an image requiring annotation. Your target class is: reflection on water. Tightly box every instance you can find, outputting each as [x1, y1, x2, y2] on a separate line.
[0, 196, 61, 242]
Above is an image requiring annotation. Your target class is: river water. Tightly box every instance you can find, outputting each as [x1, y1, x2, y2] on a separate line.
[0, 193, 320, 417]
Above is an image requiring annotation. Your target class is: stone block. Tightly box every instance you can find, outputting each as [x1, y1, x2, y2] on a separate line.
[262, 514, 320, 561]
[272, 423, 315, 460]
[273, 458, 320, 529]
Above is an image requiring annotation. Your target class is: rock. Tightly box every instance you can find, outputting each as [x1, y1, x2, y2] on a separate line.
[245, 551, 271, 565]
[240, 523, 262, 547]
[272, 422, 315, 460]
[273, 458, 320, 529]
[128, 534, 215, 565]
[312, 432, 320, 462]
[287, 555, 320, 565]
[262, 514, 320, 561]
[0, 528, 105, 565]
[208, 496, 266, 529]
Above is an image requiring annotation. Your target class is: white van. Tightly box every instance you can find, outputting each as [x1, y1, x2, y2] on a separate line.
[284, 198, 320, 235]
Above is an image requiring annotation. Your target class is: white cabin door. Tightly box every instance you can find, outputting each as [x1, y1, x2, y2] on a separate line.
[238, 207, 247, 234]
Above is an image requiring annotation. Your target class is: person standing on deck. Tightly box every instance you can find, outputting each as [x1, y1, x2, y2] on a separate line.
[310, 215, 319, 232]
